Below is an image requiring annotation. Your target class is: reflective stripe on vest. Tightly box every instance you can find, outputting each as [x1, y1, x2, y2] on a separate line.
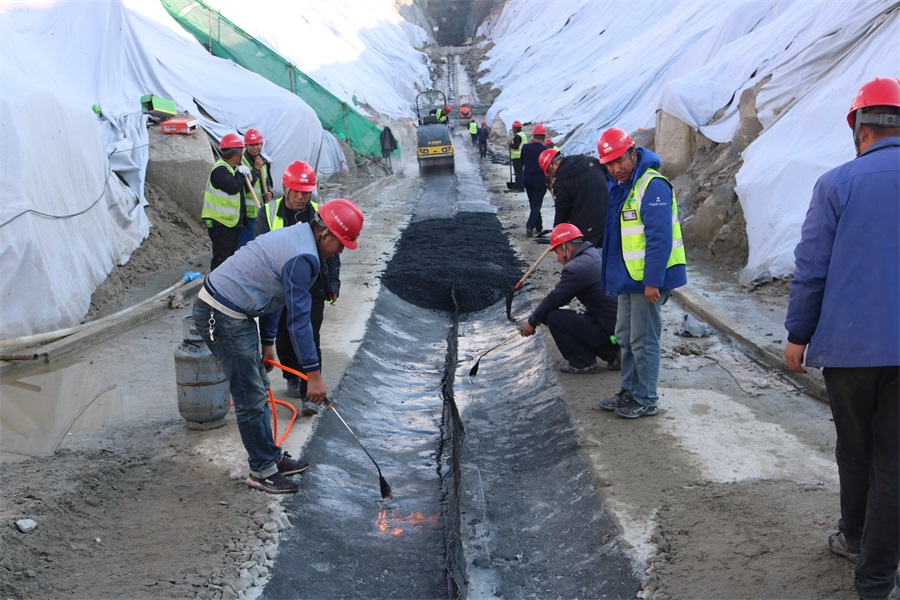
[619, 168, 686, 282]
[201, 159, 242, 227]
[510, 131, 528, 159]
[240, 156, 268, 219]
[265, 198, 319, 231]
[469, 122, 478, 134]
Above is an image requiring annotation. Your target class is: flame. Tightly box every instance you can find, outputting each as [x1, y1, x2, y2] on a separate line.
[376, 508, 439, 537]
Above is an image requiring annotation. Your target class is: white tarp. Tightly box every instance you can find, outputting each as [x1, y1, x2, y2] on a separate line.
[0, 0, 347, 338]
[477, 0, 898, 285]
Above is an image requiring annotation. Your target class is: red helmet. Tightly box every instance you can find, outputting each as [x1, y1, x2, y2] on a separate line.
[597, 128, 634, 164]
[319, 198, 363, 250]
[481, 121, 487, 126]
[533, 123, 547, 136]
[847, 76, 900, 128]
[244, 128, 264, 145]
[282, 160, 317, 192]
[512, 120, 522, 130]
[444, 105, 452, 113]
[549, 223, 583, 251]
[219, 133, 245, 149]
[544, 138, 555, 147]
[538, 148, 561, 175]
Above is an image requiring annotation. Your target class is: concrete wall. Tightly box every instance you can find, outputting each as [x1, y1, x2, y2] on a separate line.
[145, 121, 215, 217]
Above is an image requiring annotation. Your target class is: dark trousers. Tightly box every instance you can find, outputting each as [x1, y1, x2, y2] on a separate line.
[512, 158, 524, 191]
[275, 297, 325, 397]
[479, 140, 487, 158]
[545, 309, 617, 369]
[823, 366, 899, 600]
[208, 223, 241, 271]
[524, 181, 547, 232]
[470, 133, 478, 146]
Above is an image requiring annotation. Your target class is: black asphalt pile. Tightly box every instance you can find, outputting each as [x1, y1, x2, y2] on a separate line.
[380, 212, 523, 313]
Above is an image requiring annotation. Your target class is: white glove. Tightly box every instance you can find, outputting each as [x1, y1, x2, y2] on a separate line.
[236, 165, 251, 177]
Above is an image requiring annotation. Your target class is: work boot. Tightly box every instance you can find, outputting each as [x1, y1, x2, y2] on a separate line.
[301, 399, 319, 416]
[286, 378, 303, 398]
[560, 362, 601, 374]
[526, 229, 534, 238]
[597, 388, 632, 411]
[827, 531, 859, 563]
[277, 452, 310, 476]
[245, 472, 299, 494]
[615, 397, 658, 419]
[606, 348, 621, 371]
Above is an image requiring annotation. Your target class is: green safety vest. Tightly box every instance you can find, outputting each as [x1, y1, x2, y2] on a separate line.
[435, 109, 448, 123]
[620, 168, 686, 282]
[468, 121, 478, 134]
[510, 131, 528, 159]
[240, 155, 268, 219]
[264, 198, 319, 231]
[201, 159, 242, 228]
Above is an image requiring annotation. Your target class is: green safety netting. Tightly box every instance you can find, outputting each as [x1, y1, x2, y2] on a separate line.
[160, 0, 396, 159]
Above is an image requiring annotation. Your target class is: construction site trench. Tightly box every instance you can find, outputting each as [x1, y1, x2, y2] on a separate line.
[263, 140, 638, 598]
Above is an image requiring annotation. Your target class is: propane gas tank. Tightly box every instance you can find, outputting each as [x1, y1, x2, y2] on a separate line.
[174, 316, 230, 430]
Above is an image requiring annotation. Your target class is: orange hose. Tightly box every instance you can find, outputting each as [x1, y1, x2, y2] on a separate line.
[265, 358, 308, 380]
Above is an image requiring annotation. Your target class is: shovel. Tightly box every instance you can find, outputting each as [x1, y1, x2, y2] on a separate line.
[505, 245, 553, 321]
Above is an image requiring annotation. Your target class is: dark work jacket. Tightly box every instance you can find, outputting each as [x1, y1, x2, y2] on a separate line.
[528, 243, 616, 331]
[255, 199, 341, 299]
[553, 154, 609, 247]
[521, 141, 548, 185]
[477, 125, 489, 143]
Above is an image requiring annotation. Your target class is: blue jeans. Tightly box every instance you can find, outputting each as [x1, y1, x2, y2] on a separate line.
[236, 217, 256, 249]
[192, 301, 282, 478]
[616, 291, 670, 407]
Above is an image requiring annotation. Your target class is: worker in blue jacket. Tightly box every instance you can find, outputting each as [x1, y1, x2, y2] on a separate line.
[785, 76, 899, 600]
[597, 128, 686, 419]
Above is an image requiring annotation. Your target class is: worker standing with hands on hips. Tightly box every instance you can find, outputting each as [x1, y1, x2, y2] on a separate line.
[256, 161, 341, 418]
[192, 198, 364, 494]
[521, 224, 620, 374]
[784, 76, 899, 600]
[596, 127, 686, 419]
[202, 133, 251, 271]
[237, 128, 273, 249]
[508, 120, 527, 192]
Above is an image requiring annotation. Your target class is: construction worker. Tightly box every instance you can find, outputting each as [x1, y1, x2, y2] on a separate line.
[521, 123, 550, 237]
[435, 104, 452, 124]
[237, 128, 273, 249]
[784, 76, 899, 600]
[468, 119, 478, 146]
[596, 127, 686, 419]
[192, 197, 363, 494]
[202, 133, 251, 271]
[477, 120, 489, 159]
[507, 120, 527, 192]
[544, 138, 560, 151]
[255, 161, 340, 418]
[539, 148, 609, 248]
[520, 224, 619, 373]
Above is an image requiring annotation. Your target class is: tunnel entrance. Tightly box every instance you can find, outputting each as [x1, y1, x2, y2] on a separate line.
[415, 0, 505, 46]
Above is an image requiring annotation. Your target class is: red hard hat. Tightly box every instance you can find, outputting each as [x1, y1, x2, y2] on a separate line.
[282, 160, 317, 192]
[544, 138, 555, 147]
[512, 120, 522, 129]
[481, 121, 487, 126]
[549, 223, 583, 251]
[319, 198, 363, 250]
[219, 133, 245, 149]
[597, 128, 634, 164]
[533, 123, 547, 136]
[244, 128, 264, 145]
[444, 105, 452, 113]
[538, 148, 561, 175]
[847, 76, 900, 128]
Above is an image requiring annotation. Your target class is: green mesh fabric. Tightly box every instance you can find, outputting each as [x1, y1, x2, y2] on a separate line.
[161, 0, 397, 158]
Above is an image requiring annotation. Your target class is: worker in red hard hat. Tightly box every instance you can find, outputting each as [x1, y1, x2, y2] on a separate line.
[784, 76, 899, 598]
[477, 120, 489, 159]
[435, 104, 452, 124]
[507, 120, 527, 192]
[237, 128, 274, 249]
[520, 123, 551, 237]
[520, 223, 619, 373]
[538, 147, 609, 248]
[596, 126, 686, 420]
[202, 133, 251, 271]
[192, 196, 363, 494]
[255, 161, 340, 418]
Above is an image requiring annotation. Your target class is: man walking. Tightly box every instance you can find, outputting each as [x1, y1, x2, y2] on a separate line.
[477, 121, 489, 159]
[539, 148, 609, 248]
[521, 124, 550, 237]
[468, 119, 479, 146]
[596, 127, 686, 419]
[784, 76, 899, 600]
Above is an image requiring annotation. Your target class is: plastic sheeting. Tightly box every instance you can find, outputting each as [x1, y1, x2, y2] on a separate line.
[477, 0, 898, 285]
[0, 0, 345, 338]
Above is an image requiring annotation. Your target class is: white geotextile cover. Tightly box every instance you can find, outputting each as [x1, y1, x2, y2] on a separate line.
[478, 0, 898, 285]
[0, 0, 345, 338]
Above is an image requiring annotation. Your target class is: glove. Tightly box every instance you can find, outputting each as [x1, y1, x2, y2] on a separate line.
[236, 165, 251, 177]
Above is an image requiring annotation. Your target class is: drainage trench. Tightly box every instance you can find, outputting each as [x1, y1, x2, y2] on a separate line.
[265, 167, 638, 598]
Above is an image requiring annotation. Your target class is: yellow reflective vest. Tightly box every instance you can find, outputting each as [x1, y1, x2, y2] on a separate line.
[240, 155, 268, 219]
[510, 131, 528, 159]
[468, 121, 478, 135]
[264, 198, 319, 231]
[620, 168, 686, 282]
[201, 159, 242, 228]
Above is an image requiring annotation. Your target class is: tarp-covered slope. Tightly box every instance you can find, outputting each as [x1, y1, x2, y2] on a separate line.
[478, 0, 898, 284]
[0, 0, 344, 338]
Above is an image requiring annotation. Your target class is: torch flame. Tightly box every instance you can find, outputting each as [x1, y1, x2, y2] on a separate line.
[376, 508, 439, 537]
